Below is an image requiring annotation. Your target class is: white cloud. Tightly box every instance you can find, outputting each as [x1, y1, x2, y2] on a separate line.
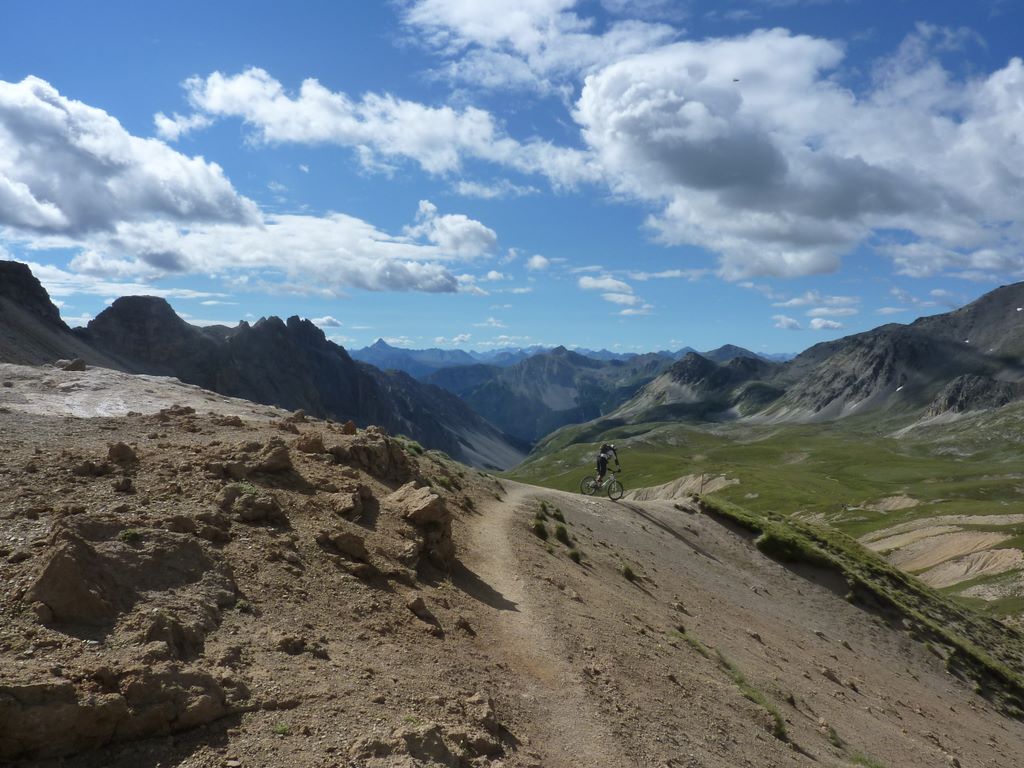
[310, 315, 342, 327]
[153, 111, 213, 141]
[773, 291, 860, 308]
[21, 261, 223, 300]
[60, 312, 93, 328]
[181, 67, 598, 186]
[628, 268, 708, 281]
[773, 314, 802, 330]
[1, 78, 508, 297]
[404, 199, 498, 258]
[508, 286, 533, 294]
[455, 179, 538, 198]
[476, 334, 534, 347]
[876, 306, 907, 315]
[806, 306, 858, 317]
[484, 270, 507, 281]
[526, 254, 551, 271]
[810, 317, 844, 330]
[473, 316, 507, 328]
[601, 292, 640, 305]
[579, 275, 632, 292]
[0, 76, 259, 237]
[574, 27, 1024, 280]
[436, 332, 472, 345]
[403, 0, 677, 92]
[619, 303, 653, 315]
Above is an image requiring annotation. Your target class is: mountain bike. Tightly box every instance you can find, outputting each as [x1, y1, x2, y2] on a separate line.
[580, 470, 624, 500]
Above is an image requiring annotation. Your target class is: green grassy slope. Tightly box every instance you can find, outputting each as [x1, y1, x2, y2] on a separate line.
[507, 405, 1024, 617]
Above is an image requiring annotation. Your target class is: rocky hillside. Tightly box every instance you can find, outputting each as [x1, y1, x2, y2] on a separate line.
[2, 363, 1023, 767]
[611, 352, 783, 422]
[426, 346, 670, 444]
[572, 281, 1024, 433]
[351, 339, 478, 379]
[0, 263, 525, 469]
[0, 262, 121, 368]
[74, 298, 524, 470]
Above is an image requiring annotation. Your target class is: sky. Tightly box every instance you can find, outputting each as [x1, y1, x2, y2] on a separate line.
[1, 0, 1023, 356]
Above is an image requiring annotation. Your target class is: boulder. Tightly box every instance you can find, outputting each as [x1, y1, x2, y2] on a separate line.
[294, 432, 325, 454]
[107, 443, 137, 464]
[385, 484, 454, 570]
[59, 358, 87, 372]
[385, 483, 446, 525]
[316, 529, 369, 562]
[254, 439, 292, 473]
[328, 431, 412, 483]
[233, 493, 287, 525]
[27, 537, 117, 625]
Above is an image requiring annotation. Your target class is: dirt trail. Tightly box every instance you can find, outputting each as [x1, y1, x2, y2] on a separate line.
[464, 483, 634, 768]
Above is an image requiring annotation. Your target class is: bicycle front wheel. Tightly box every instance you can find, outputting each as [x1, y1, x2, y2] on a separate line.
[580, 475, 599, 495]
[607, 480, 624, 501]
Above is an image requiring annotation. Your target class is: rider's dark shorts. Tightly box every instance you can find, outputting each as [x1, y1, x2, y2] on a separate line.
[597, 456, 608, 476]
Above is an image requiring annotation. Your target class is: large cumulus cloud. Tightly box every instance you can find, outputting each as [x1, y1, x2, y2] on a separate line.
[575, 27, 1024, 279]
[0, 76, 259, 235]
[0, 77, 501, 297]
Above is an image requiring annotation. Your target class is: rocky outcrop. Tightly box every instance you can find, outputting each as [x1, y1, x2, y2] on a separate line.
[384, 482, 455, 569]
[927, 375, 1024, 415]
[0, 261, 65, 328]
[0, 261, 122, 366]
[0, 665, 245, 761]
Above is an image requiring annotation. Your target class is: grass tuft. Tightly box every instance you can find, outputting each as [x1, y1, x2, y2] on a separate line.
[555, 524, 571, 546]
[715, 651, 788, 742]
[532, 520, 549, 540]
[117, 528, 142, 544]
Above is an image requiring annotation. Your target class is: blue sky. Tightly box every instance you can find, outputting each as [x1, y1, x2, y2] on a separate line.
[2, 0, 1023, 355]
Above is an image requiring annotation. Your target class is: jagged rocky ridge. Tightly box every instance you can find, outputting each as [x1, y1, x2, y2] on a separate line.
[590, 283, 1024, 429]
[74, 297, 524, 470]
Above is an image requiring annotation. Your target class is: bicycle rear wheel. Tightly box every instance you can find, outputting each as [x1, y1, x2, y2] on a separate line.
[580, 475, 599, 495]
[607, 480, 624, 500]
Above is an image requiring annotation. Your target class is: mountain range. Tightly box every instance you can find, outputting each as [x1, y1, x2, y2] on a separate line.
[533, 281, 1024, 448]
[349, 338, 781, 379]
[9, 258, 1024, 470]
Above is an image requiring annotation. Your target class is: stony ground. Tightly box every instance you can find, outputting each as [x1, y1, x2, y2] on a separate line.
[2, 363, 1024, 767]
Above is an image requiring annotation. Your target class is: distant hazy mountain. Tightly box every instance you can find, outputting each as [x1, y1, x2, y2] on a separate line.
[469, 345, 552, 366]
[350, 339, 478, 378]
[426, 346, 671, 443]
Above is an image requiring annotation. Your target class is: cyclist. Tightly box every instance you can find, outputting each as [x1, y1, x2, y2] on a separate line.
[596, 442, 621, 484]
